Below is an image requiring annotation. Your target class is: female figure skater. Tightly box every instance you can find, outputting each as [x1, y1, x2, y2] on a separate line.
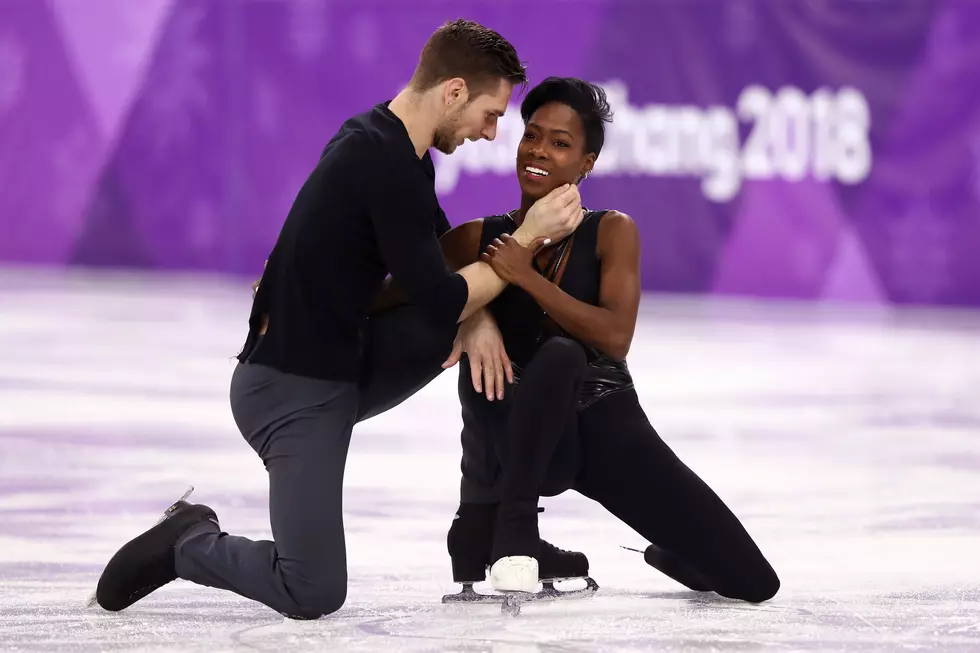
[434, 77, 780, 602]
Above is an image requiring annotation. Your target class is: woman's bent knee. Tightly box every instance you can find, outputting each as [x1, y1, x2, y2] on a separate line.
[536, 337, 587, 371]
[744, 568, 780, 603]
[726, 566, 780, 604]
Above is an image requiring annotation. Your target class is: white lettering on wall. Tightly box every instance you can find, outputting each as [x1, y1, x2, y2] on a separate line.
[433, 82, 873, 203]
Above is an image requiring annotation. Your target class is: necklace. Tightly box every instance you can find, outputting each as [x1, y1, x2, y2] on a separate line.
[504, 211, 573, 283]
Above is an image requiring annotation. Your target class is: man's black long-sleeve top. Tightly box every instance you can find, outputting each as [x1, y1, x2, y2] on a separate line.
[238, 102, 469, 381]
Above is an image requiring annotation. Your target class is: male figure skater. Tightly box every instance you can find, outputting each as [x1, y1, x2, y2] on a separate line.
[93, 19, 584, 620]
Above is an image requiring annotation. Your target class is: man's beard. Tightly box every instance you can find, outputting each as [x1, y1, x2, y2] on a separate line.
[432, 108, 463, 155]
[432, 127, 456, 154]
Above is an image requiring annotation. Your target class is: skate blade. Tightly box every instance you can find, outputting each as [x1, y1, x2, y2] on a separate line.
[441, 577, 599, 615]
[85, 486, 195, 609]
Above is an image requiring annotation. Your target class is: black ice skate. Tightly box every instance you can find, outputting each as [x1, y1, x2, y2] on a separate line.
[87, 486, 220, 611]
[442, 503, 599, 615]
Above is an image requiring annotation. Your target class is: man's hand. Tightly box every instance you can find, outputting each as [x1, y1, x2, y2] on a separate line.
[252, 260, 267, 297]
[517, 183, 584, 244]
[442, 308, 513, 401]
[480, 234, 550, 287]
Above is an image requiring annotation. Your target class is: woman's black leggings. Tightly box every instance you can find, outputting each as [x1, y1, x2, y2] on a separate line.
[491, 337, 586, 560]
[460, 336, 780, 603]
[574, 389, 780, 603]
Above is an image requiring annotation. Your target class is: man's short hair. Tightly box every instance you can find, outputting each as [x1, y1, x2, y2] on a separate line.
[410, 19, 528, 98]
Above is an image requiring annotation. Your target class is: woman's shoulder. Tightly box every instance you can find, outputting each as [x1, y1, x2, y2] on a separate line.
[594, 209, 635, 231]
[593, 209, 639, 254]
[585, 208, 634, 235]
[477, 212, 516, 236]
[592, 208, 632, 224]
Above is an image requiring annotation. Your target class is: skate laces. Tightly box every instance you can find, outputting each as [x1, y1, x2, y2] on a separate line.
[536, 508, 578, 557]
[540, 539, 575, 557]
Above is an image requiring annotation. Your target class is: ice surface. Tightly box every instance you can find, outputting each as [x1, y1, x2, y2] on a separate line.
[2, 268, 979, 652]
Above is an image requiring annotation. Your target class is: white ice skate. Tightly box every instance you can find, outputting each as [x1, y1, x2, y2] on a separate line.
[442, 555, 599, 616]
[490, 556, 539, 593]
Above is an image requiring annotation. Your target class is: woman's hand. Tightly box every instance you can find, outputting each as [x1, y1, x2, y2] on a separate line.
[480, 233, 550, 287]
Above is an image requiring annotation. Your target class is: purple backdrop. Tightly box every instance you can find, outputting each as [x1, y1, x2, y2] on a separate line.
[2, 0, 979, 306]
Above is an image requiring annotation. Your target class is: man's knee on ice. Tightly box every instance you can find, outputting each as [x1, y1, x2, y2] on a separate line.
[284, 575, 347, 619]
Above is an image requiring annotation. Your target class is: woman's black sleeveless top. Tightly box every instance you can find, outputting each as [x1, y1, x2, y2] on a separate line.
[473, 209, 634, 411]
